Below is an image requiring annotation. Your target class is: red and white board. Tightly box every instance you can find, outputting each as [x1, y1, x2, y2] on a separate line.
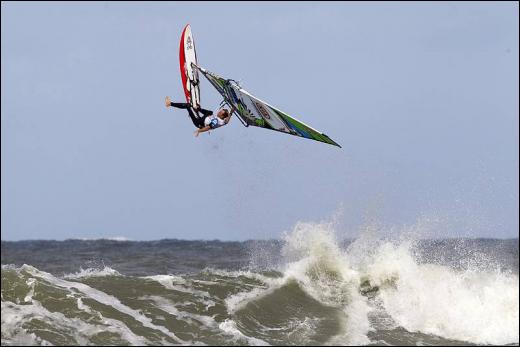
[179, 24, 200, 109]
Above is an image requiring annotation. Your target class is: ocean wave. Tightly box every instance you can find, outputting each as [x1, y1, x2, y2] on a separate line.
[2, 223, 518, 345]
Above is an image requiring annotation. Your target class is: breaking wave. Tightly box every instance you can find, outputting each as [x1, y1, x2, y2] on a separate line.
[2, 221, 518, 345]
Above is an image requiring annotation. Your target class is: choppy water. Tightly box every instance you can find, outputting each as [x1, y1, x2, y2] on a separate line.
[2, 223, 519, 346]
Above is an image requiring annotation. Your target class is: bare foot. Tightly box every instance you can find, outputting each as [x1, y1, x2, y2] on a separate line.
[165, 96, 171, 107]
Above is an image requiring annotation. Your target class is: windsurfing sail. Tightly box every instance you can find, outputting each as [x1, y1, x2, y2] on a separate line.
[194, 64, 341, 148]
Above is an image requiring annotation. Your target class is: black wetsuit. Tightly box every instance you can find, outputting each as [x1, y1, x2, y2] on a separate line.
[170, 102, 213, 129]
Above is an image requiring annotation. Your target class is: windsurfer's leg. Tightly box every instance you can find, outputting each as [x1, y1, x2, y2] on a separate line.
[165, 96, 190, 109]
[170, 102, 190, 109]
[187, 107, 204, 128]
[198, 108, 213, 117]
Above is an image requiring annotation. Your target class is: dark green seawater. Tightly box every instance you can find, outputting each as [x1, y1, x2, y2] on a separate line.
[1, 235, 518, 346]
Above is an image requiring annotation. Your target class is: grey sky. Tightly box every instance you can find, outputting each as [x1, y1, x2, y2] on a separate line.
[2, 2, 518, 241]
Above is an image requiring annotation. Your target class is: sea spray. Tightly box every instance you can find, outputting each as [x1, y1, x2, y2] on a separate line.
[280, 220, 372, 345]
[277, 219, 519, 345]
[344, 223, 519, 345]
[364, 241, 519, 345]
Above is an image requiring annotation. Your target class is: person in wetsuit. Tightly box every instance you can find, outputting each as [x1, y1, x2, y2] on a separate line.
[165, 96, 234, 137]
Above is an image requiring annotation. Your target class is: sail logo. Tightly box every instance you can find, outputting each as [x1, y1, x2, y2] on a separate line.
[253, 101, 270, 119]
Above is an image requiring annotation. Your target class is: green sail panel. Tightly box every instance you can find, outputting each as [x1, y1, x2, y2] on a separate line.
[194, 64, 341, 147]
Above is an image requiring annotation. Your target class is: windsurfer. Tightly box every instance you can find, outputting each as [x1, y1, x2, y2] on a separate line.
[165, 96, 234, 137]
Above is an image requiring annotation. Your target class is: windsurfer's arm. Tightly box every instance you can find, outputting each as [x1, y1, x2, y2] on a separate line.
[224, 105, 235, 124]
[194, 125, 211, 137]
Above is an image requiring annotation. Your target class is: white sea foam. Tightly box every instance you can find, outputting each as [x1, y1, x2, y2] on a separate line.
[106, 236, 131, 241]
[202, 268, 274, 285]
[145, 274, 187, 286]
[75, 236, 131, 241]
[219, 319, 270, 346]
[23, 278, 36, 303]
[74, 297, 149, 345]
[146, 274, 213, 298]
[225, 285, 281, 314]
[1, 301, 53, 346]
[285, 317, 322, 344]
[64, 266, 121, 279]
[143, 295, 218, 329]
